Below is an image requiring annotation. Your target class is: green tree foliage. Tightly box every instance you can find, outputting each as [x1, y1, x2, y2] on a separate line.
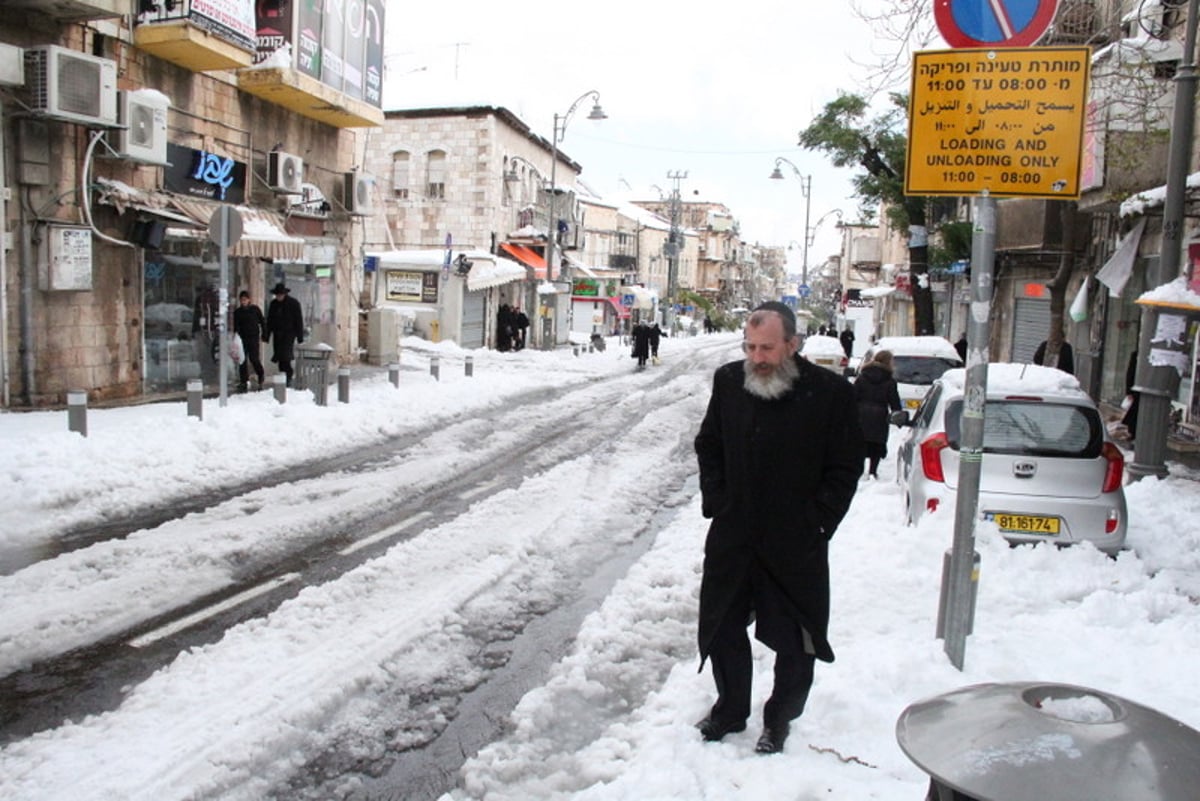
[799, 92, 911, 231]
[928, 221, 973, 271]
[799, 91, 936, 335]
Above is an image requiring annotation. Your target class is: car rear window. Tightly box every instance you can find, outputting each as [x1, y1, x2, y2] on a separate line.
[892, 356, 961, 386]
[944, 400, 1103, 458]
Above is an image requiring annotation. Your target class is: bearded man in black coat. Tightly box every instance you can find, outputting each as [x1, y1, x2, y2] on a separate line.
[694, 301, 863, 754]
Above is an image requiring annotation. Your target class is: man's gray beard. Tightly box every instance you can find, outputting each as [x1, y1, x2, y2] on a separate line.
[743, 355, 799, 400]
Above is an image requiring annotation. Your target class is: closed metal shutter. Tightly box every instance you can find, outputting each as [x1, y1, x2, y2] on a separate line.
[461, 291, 486, 349]
[1012, 298, 1050, 363]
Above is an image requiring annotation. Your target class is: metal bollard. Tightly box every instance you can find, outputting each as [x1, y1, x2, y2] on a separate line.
[573, 345, 580, 357]
[272, 373, 287, 404]
[465, 355, 474, 377]
[186, 379, 203, 420]
[67, 390, 88, 437]
[338, 368, 351, 404]
[589, 344, 594, 354]
[388, 362, 401, 388]
[430, 355, 440, 381]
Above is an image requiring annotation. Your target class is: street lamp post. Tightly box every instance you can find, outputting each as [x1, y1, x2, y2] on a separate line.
[546, 91, 607, 284]
[770, 157, 812, 290]
[540, 91, 605, 350]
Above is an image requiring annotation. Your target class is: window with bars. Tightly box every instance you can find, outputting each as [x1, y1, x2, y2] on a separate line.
[426, 149, 446, 200]
[391, 151, 410, 199]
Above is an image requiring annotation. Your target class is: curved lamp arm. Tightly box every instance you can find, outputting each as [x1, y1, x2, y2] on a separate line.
[770, 157, 811, 196]
[554, 90, 606, 143]
[807, 209, 844, 246]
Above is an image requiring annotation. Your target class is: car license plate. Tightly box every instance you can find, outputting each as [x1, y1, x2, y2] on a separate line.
[905, 398, 921, 409]
[987, 513, 1060, 535]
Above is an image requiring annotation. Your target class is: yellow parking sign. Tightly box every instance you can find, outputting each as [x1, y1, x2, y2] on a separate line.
[905, 47, 1090, 199]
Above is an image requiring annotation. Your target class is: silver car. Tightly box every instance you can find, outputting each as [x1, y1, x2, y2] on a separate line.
[892, 363, 1127, 554]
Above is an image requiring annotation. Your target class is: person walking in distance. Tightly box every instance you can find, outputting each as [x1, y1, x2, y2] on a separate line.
[233, 290, 266, 392]
[694, 301, 864, 754]
[853, 349, 902, 479]
[631, 321, 651, 369]
[839, 325, 855, 359]
[264, 282, 305, 387]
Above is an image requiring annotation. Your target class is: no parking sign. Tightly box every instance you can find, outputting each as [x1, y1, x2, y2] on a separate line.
[935, 0, 1059, 48]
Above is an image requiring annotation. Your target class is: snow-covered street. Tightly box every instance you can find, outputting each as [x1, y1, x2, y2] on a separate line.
[1, 332, 1198, 800]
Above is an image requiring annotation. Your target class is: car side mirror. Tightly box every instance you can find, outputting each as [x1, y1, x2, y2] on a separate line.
[889, 410, 911, 427]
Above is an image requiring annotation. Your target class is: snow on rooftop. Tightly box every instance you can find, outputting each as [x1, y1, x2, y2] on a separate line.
[1119, 171, 1200, 217]
[1137, 275, 1200, 310]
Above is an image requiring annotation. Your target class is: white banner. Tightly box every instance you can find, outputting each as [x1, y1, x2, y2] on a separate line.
[190, 0, 256, 47]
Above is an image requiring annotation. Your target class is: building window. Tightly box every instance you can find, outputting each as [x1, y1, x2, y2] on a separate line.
[391, 151, 410, 199]
[426, 149, 446, 200]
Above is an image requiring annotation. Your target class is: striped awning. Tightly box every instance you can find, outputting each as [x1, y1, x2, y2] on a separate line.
[466, 256, 527, 292]
[498, 242, 547, 279]
[169, 198, 305, 261]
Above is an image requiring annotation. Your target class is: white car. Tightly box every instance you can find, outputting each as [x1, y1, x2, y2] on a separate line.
[800, 335, 848, 374]
[145, 303, 194, 339]
[859, 335, 963, 411]
[892, 363, 1127, 554]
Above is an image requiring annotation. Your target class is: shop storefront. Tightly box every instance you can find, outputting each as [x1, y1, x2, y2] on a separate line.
[140, 144, 307, 392]
[570, 276, 625, 336]
[365, 249, 526, 349]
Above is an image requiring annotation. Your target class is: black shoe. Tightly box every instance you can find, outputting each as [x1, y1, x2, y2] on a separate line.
[755, 723, 790, 754]
[696, 716, 746, 742]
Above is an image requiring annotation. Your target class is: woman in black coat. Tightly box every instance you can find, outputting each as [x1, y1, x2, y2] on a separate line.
[853, 349, 902, 479]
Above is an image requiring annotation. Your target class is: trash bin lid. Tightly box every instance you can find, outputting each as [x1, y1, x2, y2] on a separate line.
[896, 682, 1200, 801]
[298, 342, 334, 359]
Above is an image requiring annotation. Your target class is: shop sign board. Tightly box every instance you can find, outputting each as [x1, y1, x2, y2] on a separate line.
[905, 47, 1089, 199]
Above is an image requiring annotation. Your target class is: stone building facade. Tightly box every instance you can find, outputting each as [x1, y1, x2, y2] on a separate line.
[1, 1, 381, 407]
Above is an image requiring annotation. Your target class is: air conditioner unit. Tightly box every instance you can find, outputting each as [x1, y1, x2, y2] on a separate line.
[267, 151, 304, 194]
[116, 89, 169, 165]
[24, 45, 118, 127]
[343, 170, 374, 215]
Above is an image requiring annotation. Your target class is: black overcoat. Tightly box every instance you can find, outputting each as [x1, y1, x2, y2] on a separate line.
[265, 294, 305, 362]
[853, 363, 902, 445]
[631, 324, 651, 361]
[694, 355, 863, 665]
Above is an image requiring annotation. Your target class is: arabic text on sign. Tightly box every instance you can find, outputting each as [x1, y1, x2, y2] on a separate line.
[905, 47, 1089, 199]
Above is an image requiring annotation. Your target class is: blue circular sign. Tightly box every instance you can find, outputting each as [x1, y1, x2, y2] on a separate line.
[935, 0, 1059, 47]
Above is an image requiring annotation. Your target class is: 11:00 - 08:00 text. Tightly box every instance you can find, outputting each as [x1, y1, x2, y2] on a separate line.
[941, 171, 1041, 185]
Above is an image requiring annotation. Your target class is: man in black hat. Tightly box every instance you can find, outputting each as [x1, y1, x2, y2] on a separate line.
[694, 300, 863, 754]
[264, 282, 305, 386]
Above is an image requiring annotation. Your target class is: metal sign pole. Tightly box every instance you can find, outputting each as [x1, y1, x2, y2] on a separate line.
[939, 195, 995, 670]
[219, 227, 230, 407]
[218, 209, 230, 408]
[207, 206, 243, 409]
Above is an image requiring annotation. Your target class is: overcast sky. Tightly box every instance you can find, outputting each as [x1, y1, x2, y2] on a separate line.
[380, 1, 937, 282]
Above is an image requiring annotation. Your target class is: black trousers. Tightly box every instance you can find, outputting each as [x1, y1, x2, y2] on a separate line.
[239, 339, 265, 386]
[707, 574, 816, 728]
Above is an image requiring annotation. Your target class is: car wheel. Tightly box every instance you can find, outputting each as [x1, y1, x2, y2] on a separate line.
[904, 494, 914, 526]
